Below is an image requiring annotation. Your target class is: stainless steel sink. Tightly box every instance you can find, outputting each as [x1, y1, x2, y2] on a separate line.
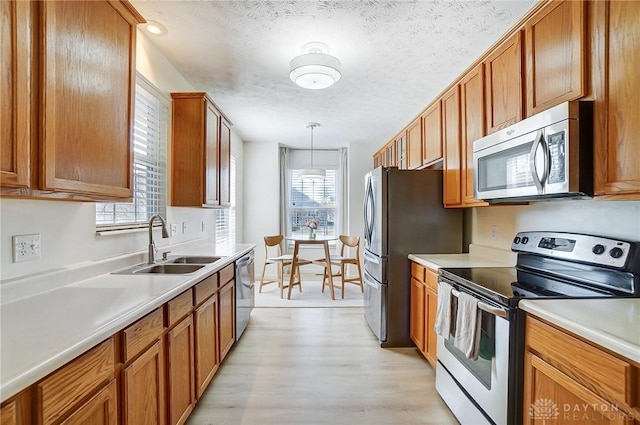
[113, 263, 204, 275]
[135, 264, 204, 274]
[164, 256, 222, 264]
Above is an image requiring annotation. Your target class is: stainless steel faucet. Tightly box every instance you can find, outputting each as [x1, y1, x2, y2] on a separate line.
[148, 214, 170, 264]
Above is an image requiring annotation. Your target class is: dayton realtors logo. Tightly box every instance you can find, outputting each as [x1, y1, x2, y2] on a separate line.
[530, 398, 637, 422]
[529, 398, 560, 424]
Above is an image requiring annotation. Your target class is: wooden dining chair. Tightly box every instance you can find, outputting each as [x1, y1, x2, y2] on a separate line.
[321, 235, 364, 298]
[259, 235, 310, 298]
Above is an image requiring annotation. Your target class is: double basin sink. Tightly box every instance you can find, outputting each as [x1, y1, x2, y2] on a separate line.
[113, 256, 224, 275]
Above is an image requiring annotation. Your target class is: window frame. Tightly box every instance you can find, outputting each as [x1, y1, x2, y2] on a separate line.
[95, 74, 170, 232]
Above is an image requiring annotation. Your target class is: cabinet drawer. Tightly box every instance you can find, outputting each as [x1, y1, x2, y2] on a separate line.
[219, 264, 234, 286]
[425, 268, 438, 291]
[167, 289, 193, 328]
[37, 337, 115, 425]
[122, 308, 164, 363]
[525, 316, 636, 406]
[410, 262, 425, 283]
[194, 274, 219, 306]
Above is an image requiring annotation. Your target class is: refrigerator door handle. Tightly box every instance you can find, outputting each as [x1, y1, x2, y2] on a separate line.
[364, 270, 381, 289]
[363, 250, 380, 264]
[363, 177, 375, 247]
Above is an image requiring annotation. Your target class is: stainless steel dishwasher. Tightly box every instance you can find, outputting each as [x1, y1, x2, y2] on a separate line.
[235, 251, 254, 340]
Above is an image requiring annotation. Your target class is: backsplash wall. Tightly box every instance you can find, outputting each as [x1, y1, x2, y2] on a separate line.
[472, 200, 640, 250]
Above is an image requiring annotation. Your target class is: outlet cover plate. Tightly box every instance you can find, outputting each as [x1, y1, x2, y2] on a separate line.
[13, 234, 41, 263]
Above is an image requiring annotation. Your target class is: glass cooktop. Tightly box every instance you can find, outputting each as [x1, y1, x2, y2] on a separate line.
[439, 267, 620, 308]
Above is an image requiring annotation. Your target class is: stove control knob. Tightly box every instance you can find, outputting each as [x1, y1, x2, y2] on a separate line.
[592, 244, 605, 255]
[513, 236, 521, 244]
[521, 236, 529, 244]
[610, 247, 624, 259]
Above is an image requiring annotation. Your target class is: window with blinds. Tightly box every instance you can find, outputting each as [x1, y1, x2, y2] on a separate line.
[96, 76, 168, 229]
[288, 169, 337, 238]
[215, 155, 236, 244]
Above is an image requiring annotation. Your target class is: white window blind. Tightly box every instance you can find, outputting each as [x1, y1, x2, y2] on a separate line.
[215, 155, 236, 244]
[288, 169, 337, 238]
[96, 77, 168, 228]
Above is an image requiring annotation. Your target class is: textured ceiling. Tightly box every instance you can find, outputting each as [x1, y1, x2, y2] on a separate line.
[131, 0, 537, 149]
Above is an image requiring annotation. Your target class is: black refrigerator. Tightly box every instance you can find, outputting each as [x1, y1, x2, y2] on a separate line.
[363, 167, 463, 347]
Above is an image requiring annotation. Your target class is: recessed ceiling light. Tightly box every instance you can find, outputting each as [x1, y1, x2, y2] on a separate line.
[144, 20, 168, 36]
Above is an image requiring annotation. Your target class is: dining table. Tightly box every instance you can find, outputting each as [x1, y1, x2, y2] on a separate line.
[285, 235, 338, 300]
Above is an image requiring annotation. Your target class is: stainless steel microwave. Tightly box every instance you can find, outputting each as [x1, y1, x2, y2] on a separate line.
[473, 101, 593, 202]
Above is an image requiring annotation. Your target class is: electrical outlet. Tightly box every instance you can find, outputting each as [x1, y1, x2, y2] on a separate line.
[490, 225, 498, 241]
[13, 234, 41, 263]
[201, 221, 206, 232]
[182, 221, 187, 234]
[170, 224, 177, 236]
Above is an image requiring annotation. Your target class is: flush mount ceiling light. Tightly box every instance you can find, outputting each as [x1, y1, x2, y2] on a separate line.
[299, 122, 325, 181]
[289, 42, 341, 90]
[144, 20, 168, 36]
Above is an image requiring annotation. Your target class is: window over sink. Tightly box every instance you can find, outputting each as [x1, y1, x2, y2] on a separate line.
[95, 74, 168, 230]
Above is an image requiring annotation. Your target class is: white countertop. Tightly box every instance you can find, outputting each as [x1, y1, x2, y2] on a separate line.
[519, 299, 640, 364]
[409, 244, 516, 270]
[0, 243, 255, 402]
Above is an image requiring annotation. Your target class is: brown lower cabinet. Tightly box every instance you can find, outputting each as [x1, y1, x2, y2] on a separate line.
[524, 315, 640, 424]
[194, 293, 219, 399]
[409, 261, 439, 367]
[0, 256, 248, 425]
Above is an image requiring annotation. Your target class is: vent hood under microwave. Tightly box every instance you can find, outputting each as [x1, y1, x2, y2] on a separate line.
[472, 101, 593, 203]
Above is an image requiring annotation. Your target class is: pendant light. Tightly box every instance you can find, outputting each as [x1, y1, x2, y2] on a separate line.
[299, 122, 325, 181]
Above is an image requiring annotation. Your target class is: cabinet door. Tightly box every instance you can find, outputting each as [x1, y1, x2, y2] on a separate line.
[194, 295, 219, 399]
[425, 286, 438, 368]
[122, 340, 166, 425]
[523, 353, 630, 425]
[442, 86, 462, 207]
[58, 380, 117, 425]
[407, 119, 422, 169]
[485, 31, 524, 133]
[410, 277, 425, 353]
[396, 135, 407, 170]
[460, 65, 488, 207]
[219, 120, 231, 206]
[204, 102, 220, 206]
[167, 316, 195, 425]
[384, 142, 395, 167]
[218, 281, 235, 362]
[525, 1, 585, 116]
[593, 1, 640, 198]
[0, 0, 31, 190]
[422, 101, 442, 166]
[40, 0, 139, 198]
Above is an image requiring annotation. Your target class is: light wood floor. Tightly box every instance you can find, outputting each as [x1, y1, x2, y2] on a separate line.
[187, 308, 458, 425]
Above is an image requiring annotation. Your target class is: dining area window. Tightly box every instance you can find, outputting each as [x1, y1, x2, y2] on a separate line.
[288, 169, 337, 238]
[280, 147, 347, 243]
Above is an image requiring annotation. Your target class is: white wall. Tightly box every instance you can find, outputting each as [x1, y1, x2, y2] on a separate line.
[242, 141, 281, 274]
[0, 31, 245, 282]
[472, 200, 640, 250]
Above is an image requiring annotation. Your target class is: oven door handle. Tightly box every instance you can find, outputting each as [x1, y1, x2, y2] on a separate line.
[451, 288, 508, 319]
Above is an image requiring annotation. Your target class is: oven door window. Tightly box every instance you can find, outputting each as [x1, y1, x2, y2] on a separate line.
[443, 305, 496, 390]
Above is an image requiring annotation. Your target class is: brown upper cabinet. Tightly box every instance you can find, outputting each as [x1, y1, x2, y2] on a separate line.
[442, 86, 462, 207]
[592, 0, 640, 199]
[1, 0, 144, 201]
[525, 0, 586, 116]
[484, 30, 524, 134]
[459, 65, 488, 207]
[422, 101, 443, 166]
[1, 0, 31, 191]
[171, 92, 232, 208]
[396, 133, 407, 170]
[407, 118, 422, 169]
